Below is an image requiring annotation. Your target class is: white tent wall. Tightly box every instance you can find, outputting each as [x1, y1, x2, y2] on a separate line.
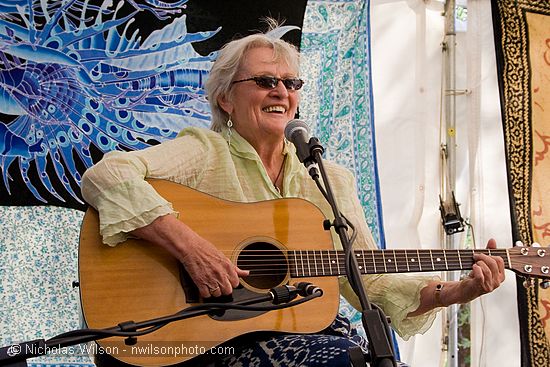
[370, 0, 519, 366]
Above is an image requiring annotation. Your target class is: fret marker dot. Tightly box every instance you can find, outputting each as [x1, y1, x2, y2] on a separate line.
[436, 258, 441, 262]
[332, 261, 336, 264]
[411, 259, 416, 262]
[388, 259, 392, 263]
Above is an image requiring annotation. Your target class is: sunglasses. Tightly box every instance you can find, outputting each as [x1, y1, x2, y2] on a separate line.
[232, 76, 304, 90]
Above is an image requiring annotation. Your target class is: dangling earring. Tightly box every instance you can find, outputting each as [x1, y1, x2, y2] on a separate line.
[226, 116, 233, 146]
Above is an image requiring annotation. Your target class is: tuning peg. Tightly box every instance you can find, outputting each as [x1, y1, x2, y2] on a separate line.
[523, 277, 535, 289]
[533, 242, 541, 248]
[540, 280, 550, 289]
[515, 241, 524, 247]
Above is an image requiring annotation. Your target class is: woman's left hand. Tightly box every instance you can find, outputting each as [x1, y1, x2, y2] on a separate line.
[456, 238, 506, 303]
[410, 238, 506, 316]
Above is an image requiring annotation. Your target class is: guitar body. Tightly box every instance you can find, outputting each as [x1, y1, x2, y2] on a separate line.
[79, 180, 339, 366]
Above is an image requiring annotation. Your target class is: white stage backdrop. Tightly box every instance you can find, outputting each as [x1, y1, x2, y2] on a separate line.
[370, 0, 518, 366]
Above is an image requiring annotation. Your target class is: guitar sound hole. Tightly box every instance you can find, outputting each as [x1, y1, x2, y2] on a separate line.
[237, 241, 288, 290]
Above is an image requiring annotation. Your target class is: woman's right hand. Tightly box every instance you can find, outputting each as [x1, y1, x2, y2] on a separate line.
[131, 214, 249, 298]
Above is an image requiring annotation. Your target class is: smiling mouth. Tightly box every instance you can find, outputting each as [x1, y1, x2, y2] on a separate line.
[263, 106, 287, 114]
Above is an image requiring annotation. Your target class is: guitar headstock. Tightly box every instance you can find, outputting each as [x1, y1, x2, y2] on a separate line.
[509, 242, 550, 282]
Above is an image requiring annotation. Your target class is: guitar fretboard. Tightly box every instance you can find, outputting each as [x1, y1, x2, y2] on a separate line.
[288, 249, 510, 277]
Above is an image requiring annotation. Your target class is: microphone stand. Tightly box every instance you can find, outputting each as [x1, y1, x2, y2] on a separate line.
[0, 285, 322, 367]
[305, 137, 397, 367]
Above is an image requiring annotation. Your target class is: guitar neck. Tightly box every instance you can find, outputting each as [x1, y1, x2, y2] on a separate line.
[289, 248, 511, 277]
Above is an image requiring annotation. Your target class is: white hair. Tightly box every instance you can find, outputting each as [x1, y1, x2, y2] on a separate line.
[205, 22, 301, 132]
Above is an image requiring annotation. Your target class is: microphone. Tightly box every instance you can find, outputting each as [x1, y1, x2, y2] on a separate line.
[284, 119, 312, 163]
[268, 283, 323, 304]
[285, 120, 325, 179]
[294, 282, 323, 297]
[269, 284, 298, 304]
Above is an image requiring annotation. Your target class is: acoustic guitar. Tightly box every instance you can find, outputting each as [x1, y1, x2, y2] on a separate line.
[79, 180, 550, 366]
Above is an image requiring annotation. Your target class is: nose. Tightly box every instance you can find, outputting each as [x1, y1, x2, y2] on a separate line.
[271, 79, 290, 97]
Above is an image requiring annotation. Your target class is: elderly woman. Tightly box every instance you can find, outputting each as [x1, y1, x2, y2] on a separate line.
[81, 22, 505, 367]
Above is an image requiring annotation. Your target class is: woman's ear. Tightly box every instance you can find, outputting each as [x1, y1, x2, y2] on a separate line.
[217, 93, 233, 115]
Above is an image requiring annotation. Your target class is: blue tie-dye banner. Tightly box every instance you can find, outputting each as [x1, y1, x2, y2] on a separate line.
[0, 0, 306, 209]
[0, 1, 387, 366]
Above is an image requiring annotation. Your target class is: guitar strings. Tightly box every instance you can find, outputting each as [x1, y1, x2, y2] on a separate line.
[209, 251, 510, 277]
[210, 249, 510, 266]
[171, 249, 512, 277]
[211, 249, 509, 256]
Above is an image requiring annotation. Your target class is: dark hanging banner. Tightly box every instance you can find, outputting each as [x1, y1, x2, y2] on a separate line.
[0, 0, 306, 210]
[491, 0, 550, 366]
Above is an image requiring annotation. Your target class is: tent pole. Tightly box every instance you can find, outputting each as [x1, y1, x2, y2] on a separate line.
[443, 1, 459, 367]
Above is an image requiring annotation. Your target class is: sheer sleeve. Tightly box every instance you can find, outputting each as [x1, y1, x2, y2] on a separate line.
[81, 129, 214, 245]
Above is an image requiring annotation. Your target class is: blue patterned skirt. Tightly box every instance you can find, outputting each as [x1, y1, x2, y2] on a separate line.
[187, 313, 370, 367]
[95, 313, 369, 367]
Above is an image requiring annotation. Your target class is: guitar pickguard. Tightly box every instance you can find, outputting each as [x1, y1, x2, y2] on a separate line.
[178, 239, 290, 321]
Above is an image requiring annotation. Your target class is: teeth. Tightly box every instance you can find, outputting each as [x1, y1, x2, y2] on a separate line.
[263, 106, 286, 113]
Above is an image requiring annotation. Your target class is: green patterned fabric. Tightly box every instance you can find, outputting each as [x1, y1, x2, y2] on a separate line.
[301, 0, 383, 246]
